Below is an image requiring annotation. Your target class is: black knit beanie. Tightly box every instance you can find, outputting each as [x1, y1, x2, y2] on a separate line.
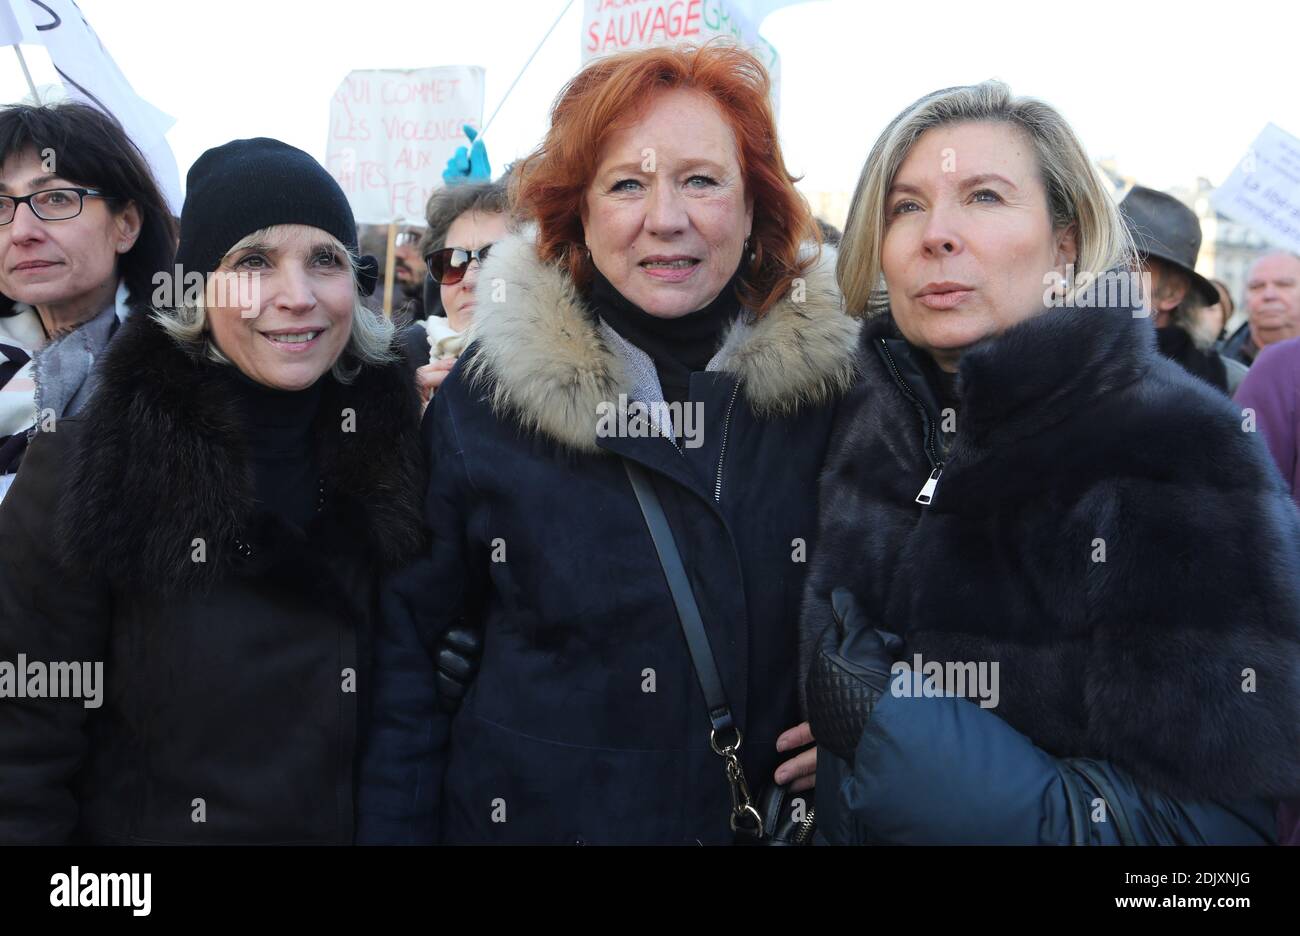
[175, 137, 379, 295]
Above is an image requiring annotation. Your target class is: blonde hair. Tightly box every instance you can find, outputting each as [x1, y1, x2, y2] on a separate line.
[153, 226, 396, 383]
[838, 80, 1136, 317]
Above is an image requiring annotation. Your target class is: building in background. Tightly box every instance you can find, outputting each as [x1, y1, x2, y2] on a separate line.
[801, 189, 852, 234]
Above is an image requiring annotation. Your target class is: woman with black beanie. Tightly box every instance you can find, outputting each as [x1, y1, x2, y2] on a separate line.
[0, 137, 425, 844]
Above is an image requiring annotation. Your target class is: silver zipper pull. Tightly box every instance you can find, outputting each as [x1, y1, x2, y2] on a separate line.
[915, 467, 942, 506]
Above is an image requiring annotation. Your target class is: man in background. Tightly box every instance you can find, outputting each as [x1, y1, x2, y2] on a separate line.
[1221, 251, 1300, 367]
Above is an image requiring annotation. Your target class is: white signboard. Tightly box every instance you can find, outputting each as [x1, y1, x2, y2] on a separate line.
[1211, 123, 1300, 254]
[325, 66, 485, 225]
[581, 0, 781, 104]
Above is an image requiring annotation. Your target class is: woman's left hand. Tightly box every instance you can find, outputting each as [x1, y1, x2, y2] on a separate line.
[774, 721, 817, 792]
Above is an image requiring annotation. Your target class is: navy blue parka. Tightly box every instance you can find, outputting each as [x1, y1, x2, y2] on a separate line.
[359, 233, 858, 844]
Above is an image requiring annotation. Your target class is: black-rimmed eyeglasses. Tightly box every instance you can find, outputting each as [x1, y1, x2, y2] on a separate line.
[0, 187, 108, 225]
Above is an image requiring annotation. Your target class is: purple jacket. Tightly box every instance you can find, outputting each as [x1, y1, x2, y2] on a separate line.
[1235, 338, 1300, 844]
[1236, 337, 1300, 506]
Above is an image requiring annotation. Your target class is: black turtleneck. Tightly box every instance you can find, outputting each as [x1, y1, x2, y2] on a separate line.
[223, 367, 324, 532]
[587, 264, 743, 407]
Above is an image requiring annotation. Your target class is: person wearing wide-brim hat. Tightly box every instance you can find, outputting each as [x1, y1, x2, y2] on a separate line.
[0, 138, 426, 844]
[1120, 184, 1248, 394]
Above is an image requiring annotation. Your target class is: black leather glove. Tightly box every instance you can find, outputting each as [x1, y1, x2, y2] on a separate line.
[806, 588, 905, 762]
[435, 623, 482, 714]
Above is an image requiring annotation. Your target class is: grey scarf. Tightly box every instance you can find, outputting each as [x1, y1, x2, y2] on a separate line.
[32, 300, 122, 422]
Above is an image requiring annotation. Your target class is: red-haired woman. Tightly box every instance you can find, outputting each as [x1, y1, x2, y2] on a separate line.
[359, 43, 860, 844]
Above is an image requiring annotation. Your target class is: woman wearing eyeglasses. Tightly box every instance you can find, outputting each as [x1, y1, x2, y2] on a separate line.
[0, 102, 175, 502]
[411, 180, 510, 405]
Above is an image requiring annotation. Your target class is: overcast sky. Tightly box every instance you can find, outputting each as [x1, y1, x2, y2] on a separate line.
[2, 0, 1295, 201]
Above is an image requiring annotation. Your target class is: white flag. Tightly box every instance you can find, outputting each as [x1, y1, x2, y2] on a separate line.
[4, 0, 182, 213]
[0, 1, 26, 46]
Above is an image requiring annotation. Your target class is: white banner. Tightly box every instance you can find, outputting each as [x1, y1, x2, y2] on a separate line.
[581, 0, 781, 103]
[4, 0, 182, 214]
[1211, 123, 1300, 255]
[325, 66, 486, 225]
[0, 1, 24, 45]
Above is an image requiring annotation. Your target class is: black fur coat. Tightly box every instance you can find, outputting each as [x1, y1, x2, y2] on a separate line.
[0, 311, 425, 843]
[801, 300, 1300, 803]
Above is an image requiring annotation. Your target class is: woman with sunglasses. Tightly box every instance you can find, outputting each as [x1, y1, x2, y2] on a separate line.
[0, 102, 175, 501]
[412, 180, 510, 404]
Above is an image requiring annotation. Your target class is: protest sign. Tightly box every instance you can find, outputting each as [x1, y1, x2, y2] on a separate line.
[325, 66, 485, 225]
[1211, 123, 1300, 254]
[580, 0, 781, 101]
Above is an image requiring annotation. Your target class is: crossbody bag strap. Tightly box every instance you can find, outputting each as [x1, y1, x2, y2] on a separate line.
[622, 458, 763, 838]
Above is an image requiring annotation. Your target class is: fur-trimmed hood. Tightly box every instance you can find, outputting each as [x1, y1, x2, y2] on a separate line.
[461, 231, 859, 453]
[54, 311, 426, 595]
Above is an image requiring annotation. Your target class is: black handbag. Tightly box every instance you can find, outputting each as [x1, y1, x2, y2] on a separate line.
[623, 459, 816, 845]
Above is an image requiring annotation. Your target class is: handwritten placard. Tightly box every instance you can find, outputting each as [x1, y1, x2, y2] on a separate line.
[1211, 123, 1300, 254]
[325, 66, 485, 224]
[581, 0, 780, 100]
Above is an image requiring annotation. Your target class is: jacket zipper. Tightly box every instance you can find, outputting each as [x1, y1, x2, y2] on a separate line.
[713, 381, 742, 503]
[876, 339, 944, 506]
[792, 806, 816, 844]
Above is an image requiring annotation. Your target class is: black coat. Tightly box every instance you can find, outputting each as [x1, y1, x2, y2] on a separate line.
[0, 312, 425, 844]
[801, 300, 1300, 843]
[1156, 323, 1241, 394]
[358, 232, 859, 844]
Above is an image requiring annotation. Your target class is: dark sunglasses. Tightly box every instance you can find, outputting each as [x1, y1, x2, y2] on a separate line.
[426, 243, 495, 285]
